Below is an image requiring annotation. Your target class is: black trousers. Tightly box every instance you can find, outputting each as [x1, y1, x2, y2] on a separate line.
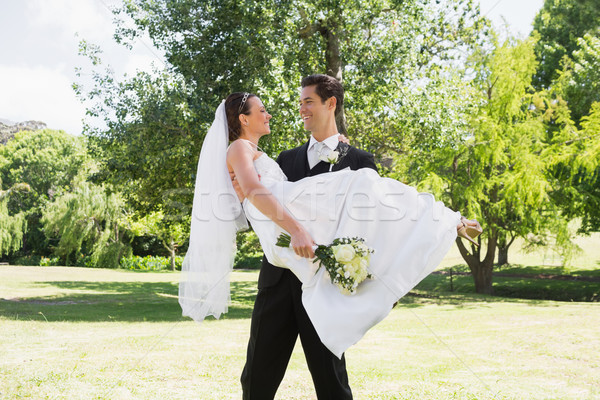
[241, 269, 352, 399]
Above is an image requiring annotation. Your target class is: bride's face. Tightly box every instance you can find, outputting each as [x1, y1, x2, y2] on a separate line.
[242, 97, 272, 136]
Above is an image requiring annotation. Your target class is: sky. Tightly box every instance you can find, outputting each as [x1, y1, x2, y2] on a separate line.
[0, 0, 545, 135]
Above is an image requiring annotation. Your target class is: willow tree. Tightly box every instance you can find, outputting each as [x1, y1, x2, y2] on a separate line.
[41, 182, 131, 267]
[0, 182, 30, 257]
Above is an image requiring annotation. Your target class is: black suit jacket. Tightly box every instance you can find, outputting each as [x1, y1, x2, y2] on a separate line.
[257, 140, 378, 289]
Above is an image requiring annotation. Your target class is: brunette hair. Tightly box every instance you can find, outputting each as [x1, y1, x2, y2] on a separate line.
[225, 92, 257, 141]
[301, 74, 344, 116]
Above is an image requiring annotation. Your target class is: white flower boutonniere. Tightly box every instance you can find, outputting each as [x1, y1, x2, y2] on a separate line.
[318, 143, 349, 171]
[319, 149, 340, 164]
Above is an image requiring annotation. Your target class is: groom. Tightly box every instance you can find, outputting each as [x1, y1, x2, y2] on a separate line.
[240, 74, 377, 399]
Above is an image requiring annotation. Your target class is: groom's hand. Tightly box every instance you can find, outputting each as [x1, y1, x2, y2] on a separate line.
[230, 171, 245, 202]
[230, 171, 261, 202]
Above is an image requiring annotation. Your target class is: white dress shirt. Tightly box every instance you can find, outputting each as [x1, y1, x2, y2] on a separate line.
[307, 133, 340, 169]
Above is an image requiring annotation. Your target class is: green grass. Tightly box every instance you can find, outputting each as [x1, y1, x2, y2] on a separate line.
[1, 260, 599, 399]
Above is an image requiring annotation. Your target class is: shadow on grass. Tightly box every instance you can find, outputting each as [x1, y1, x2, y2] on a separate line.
[0, 280, 257, 322]
[3, 267, 597, 323]
[409, 269, 600, 304]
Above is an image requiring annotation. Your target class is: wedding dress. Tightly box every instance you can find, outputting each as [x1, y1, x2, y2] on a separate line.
[179, 102, 461, 359]
[243, 152, 460, 358]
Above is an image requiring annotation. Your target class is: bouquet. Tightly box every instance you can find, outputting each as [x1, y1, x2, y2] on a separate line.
[276, 233, 374, 295]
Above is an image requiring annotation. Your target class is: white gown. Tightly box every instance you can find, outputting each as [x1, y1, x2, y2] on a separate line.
[242, 153, 461, 358]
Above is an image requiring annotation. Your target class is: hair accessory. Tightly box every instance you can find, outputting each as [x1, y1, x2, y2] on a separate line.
[238, 92, 250, 113]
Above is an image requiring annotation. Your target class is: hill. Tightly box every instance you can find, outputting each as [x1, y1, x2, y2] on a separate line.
[0, 119, 47, 144]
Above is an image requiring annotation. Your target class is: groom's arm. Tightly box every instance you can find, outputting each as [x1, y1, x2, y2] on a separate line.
[351, 147, 378, 172]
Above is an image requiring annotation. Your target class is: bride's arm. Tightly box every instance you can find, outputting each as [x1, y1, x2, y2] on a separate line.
[227, 141, 315, 258]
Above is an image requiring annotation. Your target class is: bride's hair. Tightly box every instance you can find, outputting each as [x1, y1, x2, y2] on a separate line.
[225, 92, 257, 141]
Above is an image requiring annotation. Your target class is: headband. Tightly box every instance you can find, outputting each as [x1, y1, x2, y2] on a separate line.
[238, 93, 250, 113]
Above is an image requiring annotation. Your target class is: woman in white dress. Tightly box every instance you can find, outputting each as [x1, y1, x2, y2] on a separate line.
[179, 92, 482, 358]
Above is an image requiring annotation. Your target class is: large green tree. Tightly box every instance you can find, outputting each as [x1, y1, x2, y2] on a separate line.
[0, 129, 91, 256]
[560, 33, 600, 127]
[79, 0, 487, 214]
[532, 0, 600, 90]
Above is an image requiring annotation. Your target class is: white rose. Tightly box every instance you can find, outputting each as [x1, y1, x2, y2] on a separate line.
[332, 244, 355, 263]
[359, 257, 369, 270]
[327, 150, 339, 163]
[319, 149, 339, 164]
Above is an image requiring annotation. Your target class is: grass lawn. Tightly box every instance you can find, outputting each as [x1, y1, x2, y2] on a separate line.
[1, 235, 599, 399]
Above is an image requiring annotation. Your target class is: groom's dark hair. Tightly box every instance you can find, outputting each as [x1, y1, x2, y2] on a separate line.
[301, 74, 344, 117]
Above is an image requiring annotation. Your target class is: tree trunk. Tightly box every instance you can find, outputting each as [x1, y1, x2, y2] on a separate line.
[471, 260, 494, 294]
[497, 246, 508, 266]
[169, 239, 176, 271]
[496, 232, 515, 266]
[457, 231, 498, 295]
[320, 21, 347, 134]
[161, 238, 177, 271]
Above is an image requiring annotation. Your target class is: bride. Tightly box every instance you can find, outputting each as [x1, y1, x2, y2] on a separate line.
[179, 92, 482, 358]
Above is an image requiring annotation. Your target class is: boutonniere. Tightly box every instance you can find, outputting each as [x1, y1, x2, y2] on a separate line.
[319, 143, 350, 171]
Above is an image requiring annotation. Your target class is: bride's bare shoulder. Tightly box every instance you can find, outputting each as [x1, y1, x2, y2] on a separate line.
[227, 139, 256, 165]
[227, 139, 251, 155]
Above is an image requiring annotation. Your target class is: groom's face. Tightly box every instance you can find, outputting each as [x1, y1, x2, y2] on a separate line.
[299, 85, 332, 133]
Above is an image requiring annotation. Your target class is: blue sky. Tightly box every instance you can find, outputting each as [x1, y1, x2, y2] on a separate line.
[0, 0, 544, 135]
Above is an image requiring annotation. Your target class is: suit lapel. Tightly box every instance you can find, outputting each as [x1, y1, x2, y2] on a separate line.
[290, 141, 310, 181]
[331, 142, 352, 172]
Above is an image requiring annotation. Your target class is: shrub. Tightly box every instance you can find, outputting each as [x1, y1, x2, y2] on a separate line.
[12, 255, 42, 266]
[39, 257, 61, 266]
[120, 255, 183, 271]
[234, 230, 262, 269]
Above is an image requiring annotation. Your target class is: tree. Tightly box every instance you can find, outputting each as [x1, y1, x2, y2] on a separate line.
[128, 211, 189, 270]
[415, 36, 572, 293]
[540, 32, 600, 235]
[545, 100, 600, 234]
[561, 33, 600, 126]
[0, 181, 30, 257]
[532, 0, 600, 89]
[78, 0, 488, 220]
[41, 181, 131, 267]
[0, 129, 91, 256]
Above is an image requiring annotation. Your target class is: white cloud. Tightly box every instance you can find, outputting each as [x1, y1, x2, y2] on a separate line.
[0, 64, 86, 135]
[28, 0, 115, 43]
[0, 1, 165, 136]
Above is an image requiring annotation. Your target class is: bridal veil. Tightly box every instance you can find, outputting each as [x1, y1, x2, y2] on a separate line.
[179, 101, 248, 322]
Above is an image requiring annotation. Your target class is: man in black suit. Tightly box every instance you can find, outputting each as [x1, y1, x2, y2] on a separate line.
[240, 74, 377, 400]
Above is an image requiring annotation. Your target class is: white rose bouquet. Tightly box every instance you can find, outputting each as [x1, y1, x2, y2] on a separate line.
[276, 233, 374, 295]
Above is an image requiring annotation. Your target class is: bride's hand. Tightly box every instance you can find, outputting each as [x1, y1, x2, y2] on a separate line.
[338, 134, 350, 144]
[290, 226, 316, 258]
